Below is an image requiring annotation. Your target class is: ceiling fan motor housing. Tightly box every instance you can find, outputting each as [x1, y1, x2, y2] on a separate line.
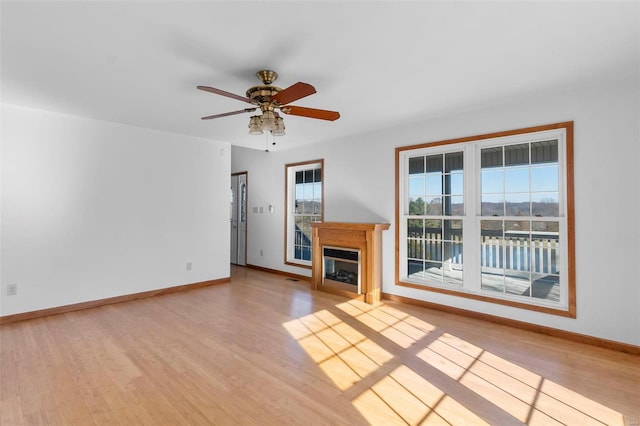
[245, 85, 282, 107]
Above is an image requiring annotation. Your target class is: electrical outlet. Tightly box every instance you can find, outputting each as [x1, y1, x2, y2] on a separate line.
[7, 284, 17, 296]
[186, 262, 192, 271]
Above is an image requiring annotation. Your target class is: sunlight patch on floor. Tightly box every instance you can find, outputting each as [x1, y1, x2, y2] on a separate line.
[284, 303, 625, 425]
[419, 333, 624, 425]
[283, 309, 392, 391]
[336, 300, 436, 348]
[352, 364, 489, 426]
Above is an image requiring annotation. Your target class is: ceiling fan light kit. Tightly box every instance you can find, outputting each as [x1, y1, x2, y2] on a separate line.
[198, 70, 340, 138]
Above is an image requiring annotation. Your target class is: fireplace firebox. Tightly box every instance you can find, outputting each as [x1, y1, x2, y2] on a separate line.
[323, 247, 361, 293]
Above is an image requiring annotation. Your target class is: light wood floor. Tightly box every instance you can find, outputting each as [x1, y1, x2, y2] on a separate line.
[1, 266, 638, 425]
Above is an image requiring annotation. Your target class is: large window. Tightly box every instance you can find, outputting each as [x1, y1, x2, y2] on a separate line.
[397, 122, 575, 316]
[285, 160, 323, 267]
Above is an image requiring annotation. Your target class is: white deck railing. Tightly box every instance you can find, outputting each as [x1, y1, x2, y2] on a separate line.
[408, 230, 559, 274]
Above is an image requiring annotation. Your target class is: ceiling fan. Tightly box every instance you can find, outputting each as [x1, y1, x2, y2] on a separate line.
[197, 70, 340, 136]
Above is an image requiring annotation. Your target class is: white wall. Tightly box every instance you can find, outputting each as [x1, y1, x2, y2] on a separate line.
[232, 77, 640, 346]
[1, 104, 231, 316]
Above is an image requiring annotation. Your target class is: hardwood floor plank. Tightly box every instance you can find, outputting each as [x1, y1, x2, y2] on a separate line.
[0, 265, 638, 425]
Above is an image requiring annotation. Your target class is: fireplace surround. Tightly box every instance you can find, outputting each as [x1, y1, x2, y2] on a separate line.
[310, 222, 390, 304]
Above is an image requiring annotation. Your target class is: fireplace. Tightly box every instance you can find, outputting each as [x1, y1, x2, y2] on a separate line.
[310, 222, 390, 304]
[323, 246, 361, 293]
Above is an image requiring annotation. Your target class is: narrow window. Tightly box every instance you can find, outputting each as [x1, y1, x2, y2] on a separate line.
[285, 160, 324, 267]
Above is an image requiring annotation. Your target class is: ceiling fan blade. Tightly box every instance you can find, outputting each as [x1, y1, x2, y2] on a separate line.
[281, 106, 340, 121]
[201, 108, 256, 120]
[197, 86, 254, 104]
[272, 82, 316, 105]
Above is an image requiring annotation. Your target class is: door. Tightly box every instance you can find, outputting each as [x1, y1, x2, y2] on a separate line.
[230, 172, 247, 265]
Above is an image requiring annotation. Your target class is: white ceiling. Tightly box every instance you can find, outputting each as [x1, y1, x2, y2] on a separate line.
[2, 1, 639, 151]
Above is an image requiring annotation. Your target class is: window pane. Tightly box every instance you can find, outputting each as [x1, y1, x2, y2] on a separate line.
[425, 197, 443, 215]
[303, 182, 312, 201]
[304, 169, 314, 183]
[481, 220, 503, 241]
[409, 156, 425, 174]
[313, 182, 322, 201]
[532, 220, 559, 233]
[424, 219, 442, 239]
[532, 193, 559, 216]
[295, 171, 304, 184]
[409, 175, 425, 210]
[443, 259, 463, 286]
[426, 174, 443, 196]
[445, 152, 463, 172]
[482, 169, 503, 193]
[505, 167, 529, 193]
[407, 238, 424, 260]
[481, 147, 503, 168]
[449, 173, 464, 195]
[531, 140, 558, 164]
[481, 193, 504, 216]
[425, 240, 442, 261]
[314, 168, 322, 183]
[444, 241, 463, 264]
[408, 260, 424, 278]
[481, 269, 503, 293]
[444, 196, 464, 216]
[505, 143, 529, 166]
[504, 270, 531, 296]
[531, 275, 560, 302]
[301, 201, 311, 215]
[443, 219, 463, 241]
[301, 246, 311, 261]
[481, 219, 505, 292]
[408, 219, 424, 238]
[295, 183, 304, 202]
[424, 261, 443, 285]
[531, 165, 559, 192]
[531, 238, 558, 274]
[295, 216, 313, 245]
[505, 220, 530, 235]
[505, 193, 530, 216]
[409, 197, 426, 215]
[505, 220, 530, 272]
[426, 155, 443, 173]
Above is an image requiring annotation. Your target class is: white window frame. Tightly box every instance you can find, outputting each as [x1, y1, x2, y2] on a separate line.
[396, 122, 575, 317]
[285, 160, 324, 268]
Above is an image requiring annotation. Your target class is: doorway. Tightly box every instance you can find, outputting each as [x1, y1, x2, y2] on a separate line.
[230, 172, 247, 265]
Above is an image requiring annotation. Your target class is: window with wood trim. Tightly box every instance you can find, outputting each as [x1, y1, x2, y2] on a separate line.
[285, 160, 324, 267]
[396, 122, 575, 317]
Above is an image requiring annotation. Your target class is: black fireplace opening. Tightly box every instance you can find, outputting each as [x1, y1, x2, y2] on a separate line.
[323, 246, 361, 292]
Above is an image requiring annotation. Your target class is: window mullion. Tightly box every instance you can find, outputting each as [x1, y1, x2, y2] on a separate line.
[465, 144, 481, 292]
